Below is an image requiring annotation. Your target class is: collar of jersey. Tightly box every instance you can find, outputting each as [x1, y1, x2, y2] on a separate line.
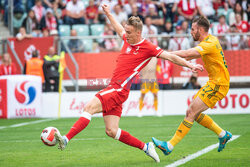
[129, 38, 145, 46]
[203, 34, 211, 42]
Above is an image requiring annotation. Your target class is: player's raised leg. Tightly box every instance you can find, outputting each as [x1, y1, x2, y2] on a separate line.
[104, 115, 160, 162]
[152, 96, 208, 155]
[55, 96, 102, 150]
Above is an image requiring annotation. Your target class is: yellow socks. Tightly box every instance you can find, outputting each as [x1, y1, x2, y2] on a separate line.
[169, 119, 193, 146]
[139, 98, 144, 111]
[154, 99, 158, 111]
[195, 113, 224, 136]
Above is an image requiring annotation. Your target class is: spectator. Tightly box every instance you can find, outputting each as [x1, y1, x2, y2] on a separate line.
[213, 15, 229, 35]
[226, 25, 241, 50]
[124, 0, 137, 15]
[229, 2, 248, 26]
[67, 29, 84, 53]
[235, 13, 249, 33]
[100, 27, 119, 52]
[42, 28, 50, 37]
[24, 50, 45, 84]
[156, 59, 173, 90]
[148, 3, 164, 33]
[159, 20, 173, 49]
[161, 20, 174, 35]
[52, 1, 63, 25]
[40, 8, 58, 33]
[228, 0, 237, 9]
[64, 0, 85, 25]
[112, 4, 128, 24]
[197, 0, 216, 21]
[128, 3, 144, 22]
[85, 0, 99, 24]
[16, 27, 33, 41]
[182, 74, 201, 89]
[142, 16, 158, 38]
[181, 20, 190, 34]
[168, 26, 190, 51]
[213, 15, 229, 50]
[139, 0, 156, 17]
[177, 0, 197, 22]
[22, 9, 41, 37]
[160, 0, 178, 23]
[0, 53, 17, 76]
[98, 0, 118, 23]
[43, 46, 60, 92]
[32, 0, 46, 24]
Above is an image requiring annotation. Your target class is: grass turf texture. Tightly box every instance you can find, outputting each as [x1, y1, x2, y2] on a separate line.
[0, 114, 249, 167]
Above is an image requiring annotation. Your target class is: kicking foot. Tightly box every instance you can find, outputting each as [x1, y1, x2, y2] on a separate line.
[144, 142, 160, 163]
[54, 132, 68, 151]
[218, 131, 232, 152]
[152, 137, 172, 155]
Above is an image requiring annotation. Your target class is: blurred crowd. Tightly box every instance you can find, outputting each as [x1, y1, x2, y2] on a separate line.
[0, 0, 249, 52]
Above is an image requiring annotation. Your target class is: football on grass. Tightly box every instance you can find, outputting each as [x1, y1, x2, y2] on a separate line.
[41, 127, 59, 146]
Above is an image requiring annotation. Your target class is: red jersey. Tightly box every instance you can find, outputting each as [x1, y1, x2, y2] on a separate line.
[178, 0, 197, 16]
[86, 5, 98, 20]
[156, 59, 173, 84]
[110, 34, 163, 90]
[0, 63, 16, 75]
[236, 21, 249, 33]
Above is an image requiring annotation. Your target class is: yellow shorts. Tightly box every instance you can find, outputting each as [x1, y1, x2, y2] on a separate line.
[194, 81, 229, 108]
[140, 82, 159, 94]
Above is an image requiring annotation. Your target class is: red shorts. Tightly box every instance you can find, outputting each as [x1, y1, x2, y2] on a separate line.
[95, 85, 129, 117]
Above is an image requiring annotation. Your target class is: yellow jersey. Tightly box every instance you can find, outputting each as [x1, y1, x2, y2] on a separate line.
[195, 34, 230, 86]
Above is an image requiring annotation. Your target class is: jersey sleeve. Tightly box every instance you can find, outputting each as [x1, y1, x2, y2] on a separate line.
[194, 41, 214, 57]
[148, 42, 164, 58]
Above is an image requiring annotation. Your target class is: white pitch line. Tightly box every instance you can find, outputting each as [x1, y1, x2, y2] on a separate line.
[0, 119, 56, 130]
[165, 135, 240, 167]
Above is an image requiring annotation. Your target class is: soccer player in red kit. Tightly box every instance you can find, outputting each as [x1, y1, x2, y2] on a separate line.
[54, 4, 203, 163]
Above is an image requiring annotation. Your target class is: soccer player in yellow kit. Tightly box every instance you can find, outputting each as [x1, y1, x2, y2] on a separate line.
[152, 16, 232, 155]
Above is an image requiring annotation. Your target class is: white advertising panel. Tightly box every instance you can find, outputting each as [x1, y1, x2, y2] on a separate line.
[0, 75, 42, 118]
[41, 89, 250, 118]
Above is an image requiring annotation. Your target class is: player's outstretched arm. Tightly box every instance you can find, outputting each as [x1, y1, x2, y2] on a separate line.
[171, 48, 201, 61]
[159, 51, 203, 73]
[102, 4, 125, 38]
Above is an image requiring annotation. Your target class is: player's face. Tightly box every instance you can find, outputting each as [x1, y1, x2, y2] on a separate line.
[124, 24, 140, 44]
[191, 23, 201, 41]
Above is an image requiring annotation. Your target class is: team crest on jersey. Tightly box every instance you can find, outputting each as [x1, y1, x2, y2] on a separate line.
[126, 47, 132, 53]
[133, 46, 140, 55]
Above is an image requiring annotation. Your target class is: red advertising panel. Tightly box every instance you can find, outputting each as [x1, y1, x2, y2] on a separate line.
[65, 50, 250, 80]
[0, 79, 7, 118]
[7, 37, 54, 74]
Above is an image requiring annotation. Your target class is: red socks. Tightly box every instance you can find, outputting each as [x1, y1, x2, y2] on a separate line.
[116, 128, 145, 150]
[65, 112, 91, 141]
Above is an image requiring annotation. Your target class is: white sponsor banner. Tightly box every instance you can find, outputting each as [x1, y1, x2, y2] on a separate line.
[41, 89, 250, 118]
[0, 75, 42, 118]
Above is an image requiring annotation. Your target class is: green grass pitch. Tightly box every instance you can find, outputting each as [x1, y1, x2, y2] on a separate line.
[0, 114, 250, 167]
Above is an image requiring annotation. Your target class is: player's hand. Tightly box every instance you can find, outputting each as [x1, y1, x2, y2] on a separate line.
[102, 4, 110, 14]
[191, 64, 203, 73]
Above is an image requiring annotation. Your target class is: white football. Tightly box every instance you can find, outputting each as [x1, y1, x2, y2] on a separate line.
[41, 127, 59, 146]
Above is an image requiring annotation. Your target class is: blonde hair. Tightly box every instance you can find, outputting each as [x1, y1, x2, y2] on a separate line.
[127, 16, 143, 32]
[2, 53, 12, 65]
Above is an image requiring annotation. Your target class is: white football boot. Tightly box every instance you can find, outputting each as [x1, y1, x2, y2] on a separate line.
[144, 142, 160, 163]
[54, 132, 68, 150]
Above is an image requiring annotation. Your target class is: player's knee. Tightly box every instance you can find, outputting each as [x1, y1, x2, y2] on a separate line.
[105, 127, 117, 138]
[83, 104, 96, 115]
[186, 105, 195, 119]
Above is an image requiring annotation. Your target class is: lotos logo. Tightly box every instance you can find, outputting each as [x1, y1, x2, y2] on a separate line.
[15, 81, 36, 105]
